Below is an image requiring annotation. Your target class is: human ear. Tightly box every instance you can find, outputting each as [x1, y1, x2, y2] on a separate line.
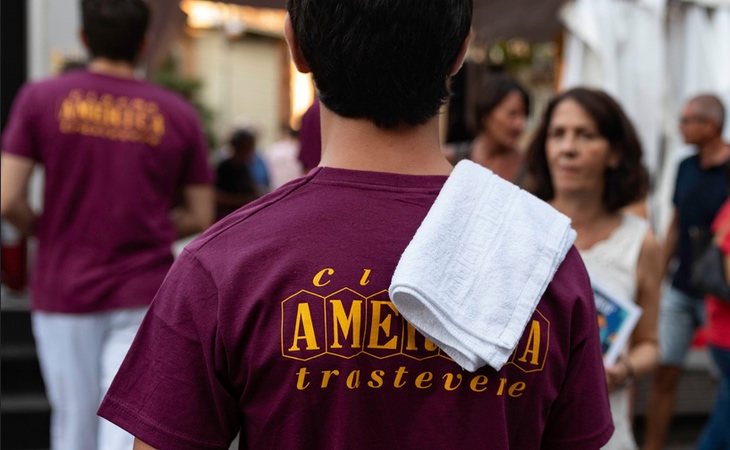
[284, 14, 311, 74]
[449, 28, 473, 76]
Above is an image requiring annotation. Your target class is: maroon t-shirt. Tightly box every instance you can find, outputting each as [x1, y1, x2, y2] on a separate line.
[1, 70, 213, 313]
[99, 167, 613, 450]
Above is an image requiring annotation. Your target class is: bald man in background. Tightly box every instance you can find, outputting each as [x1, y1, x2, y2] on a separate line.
[643, 94, 730, 450]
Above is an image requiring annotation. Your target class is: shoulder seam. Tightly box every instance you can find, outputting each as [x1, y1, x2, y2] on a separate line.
[180, 249, 220, 296]
[186, 177, 314, 254]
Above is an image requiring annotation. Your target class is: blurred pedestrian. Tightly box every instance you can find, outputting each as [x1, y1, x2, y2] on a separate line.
[213, 123, 271, 193]
[215, 128, 262, 219]
[697, 196, 730, 450]
[643, 94, 730, 450]
[0, 1, 214, 449]
[265, 124, 303, 189]
[528, 87, 661, 450]
[98, 1, 613, 449]
[446, 73, 529, 184]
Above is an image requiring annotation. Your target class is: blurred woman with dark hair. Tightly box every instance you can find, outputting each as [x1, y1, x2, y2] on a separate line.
[447, 73, 529, 184]
[527, 87, 662, 450]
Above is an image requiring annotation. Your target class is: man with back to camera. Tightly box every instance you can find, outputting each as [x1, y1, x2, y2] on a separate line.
[0, 1, 214, 449]
[98, 1, 613, 449]
[643, 95, 730, 450]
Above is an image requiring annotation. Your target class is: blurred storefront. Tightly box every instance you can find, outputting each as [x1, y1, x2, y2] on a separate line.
[176, 0, 312, 149]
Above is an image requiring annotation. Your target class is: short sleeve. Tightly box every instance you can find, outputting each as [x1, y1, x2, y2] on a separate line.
[181, 113, 213, 186]
[541, 269, 614, 450]
[98, 250, 238, 450]
[2, 84, 41, 161]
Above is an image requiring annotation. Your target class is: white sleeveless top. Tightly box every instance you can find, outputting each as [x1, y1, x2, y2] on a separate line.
[579, 214, 649, 450]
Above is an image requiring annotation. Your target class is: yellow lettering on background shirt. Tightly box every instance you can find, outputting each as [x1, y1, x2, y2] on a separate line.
[59, 96, 77, 122]
[152, 114, 165, 136]
[76, 100, 90, 121]
[288, 303, 320, 351]
[57, 90, 165, 146]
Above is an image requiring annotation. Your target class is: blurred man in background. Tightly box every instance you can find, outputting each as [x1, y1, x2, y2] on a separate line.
[0, 1, 213, 449]
[215, 128, 263, 219]
[643, 94, 730, 450]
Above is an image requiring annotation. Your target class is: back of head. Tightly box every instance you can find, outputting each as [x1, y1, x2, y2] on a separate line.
[473, 73, 530, 132]
[689, 94, 726, 136]
[287, 0, 472, 129]
[230, 129, 256, 154]
[81, 0, 150, 63]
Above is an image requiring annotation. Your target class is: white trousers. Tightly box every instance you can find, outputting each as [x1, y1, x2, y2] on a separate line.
[32, 307, 147, 450]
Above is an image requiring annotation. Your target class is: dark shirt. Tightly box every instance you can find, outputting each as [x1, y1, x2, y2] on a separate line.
[216, 158, 256, 195]
[216, 158, 257, 219]
[672, 154, 729, 296]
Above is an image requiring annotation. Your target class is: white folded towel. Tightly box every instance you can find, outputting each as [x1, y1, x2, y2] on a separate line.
[389, 160, 576, 372]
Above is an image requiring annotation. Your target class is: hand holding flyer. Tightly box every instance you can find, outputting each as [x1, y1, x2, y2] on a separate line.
[592, 281, 643, 367]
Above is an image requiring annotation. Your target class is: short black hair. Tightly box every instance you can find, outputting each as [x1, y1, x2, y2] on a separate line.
[287, 0, 472, 129]
[81, 0, 150, 63]
[474, 73, 530, 132]
[527, 88, 648, 212]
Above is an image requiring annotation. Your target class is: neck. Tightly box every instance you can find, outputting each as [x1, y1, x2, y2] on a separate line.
[698, 136, 730, 168]
[318, 103, 452, 175]
[551, 190, 609, 230]
[87, 58, 137, 79]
